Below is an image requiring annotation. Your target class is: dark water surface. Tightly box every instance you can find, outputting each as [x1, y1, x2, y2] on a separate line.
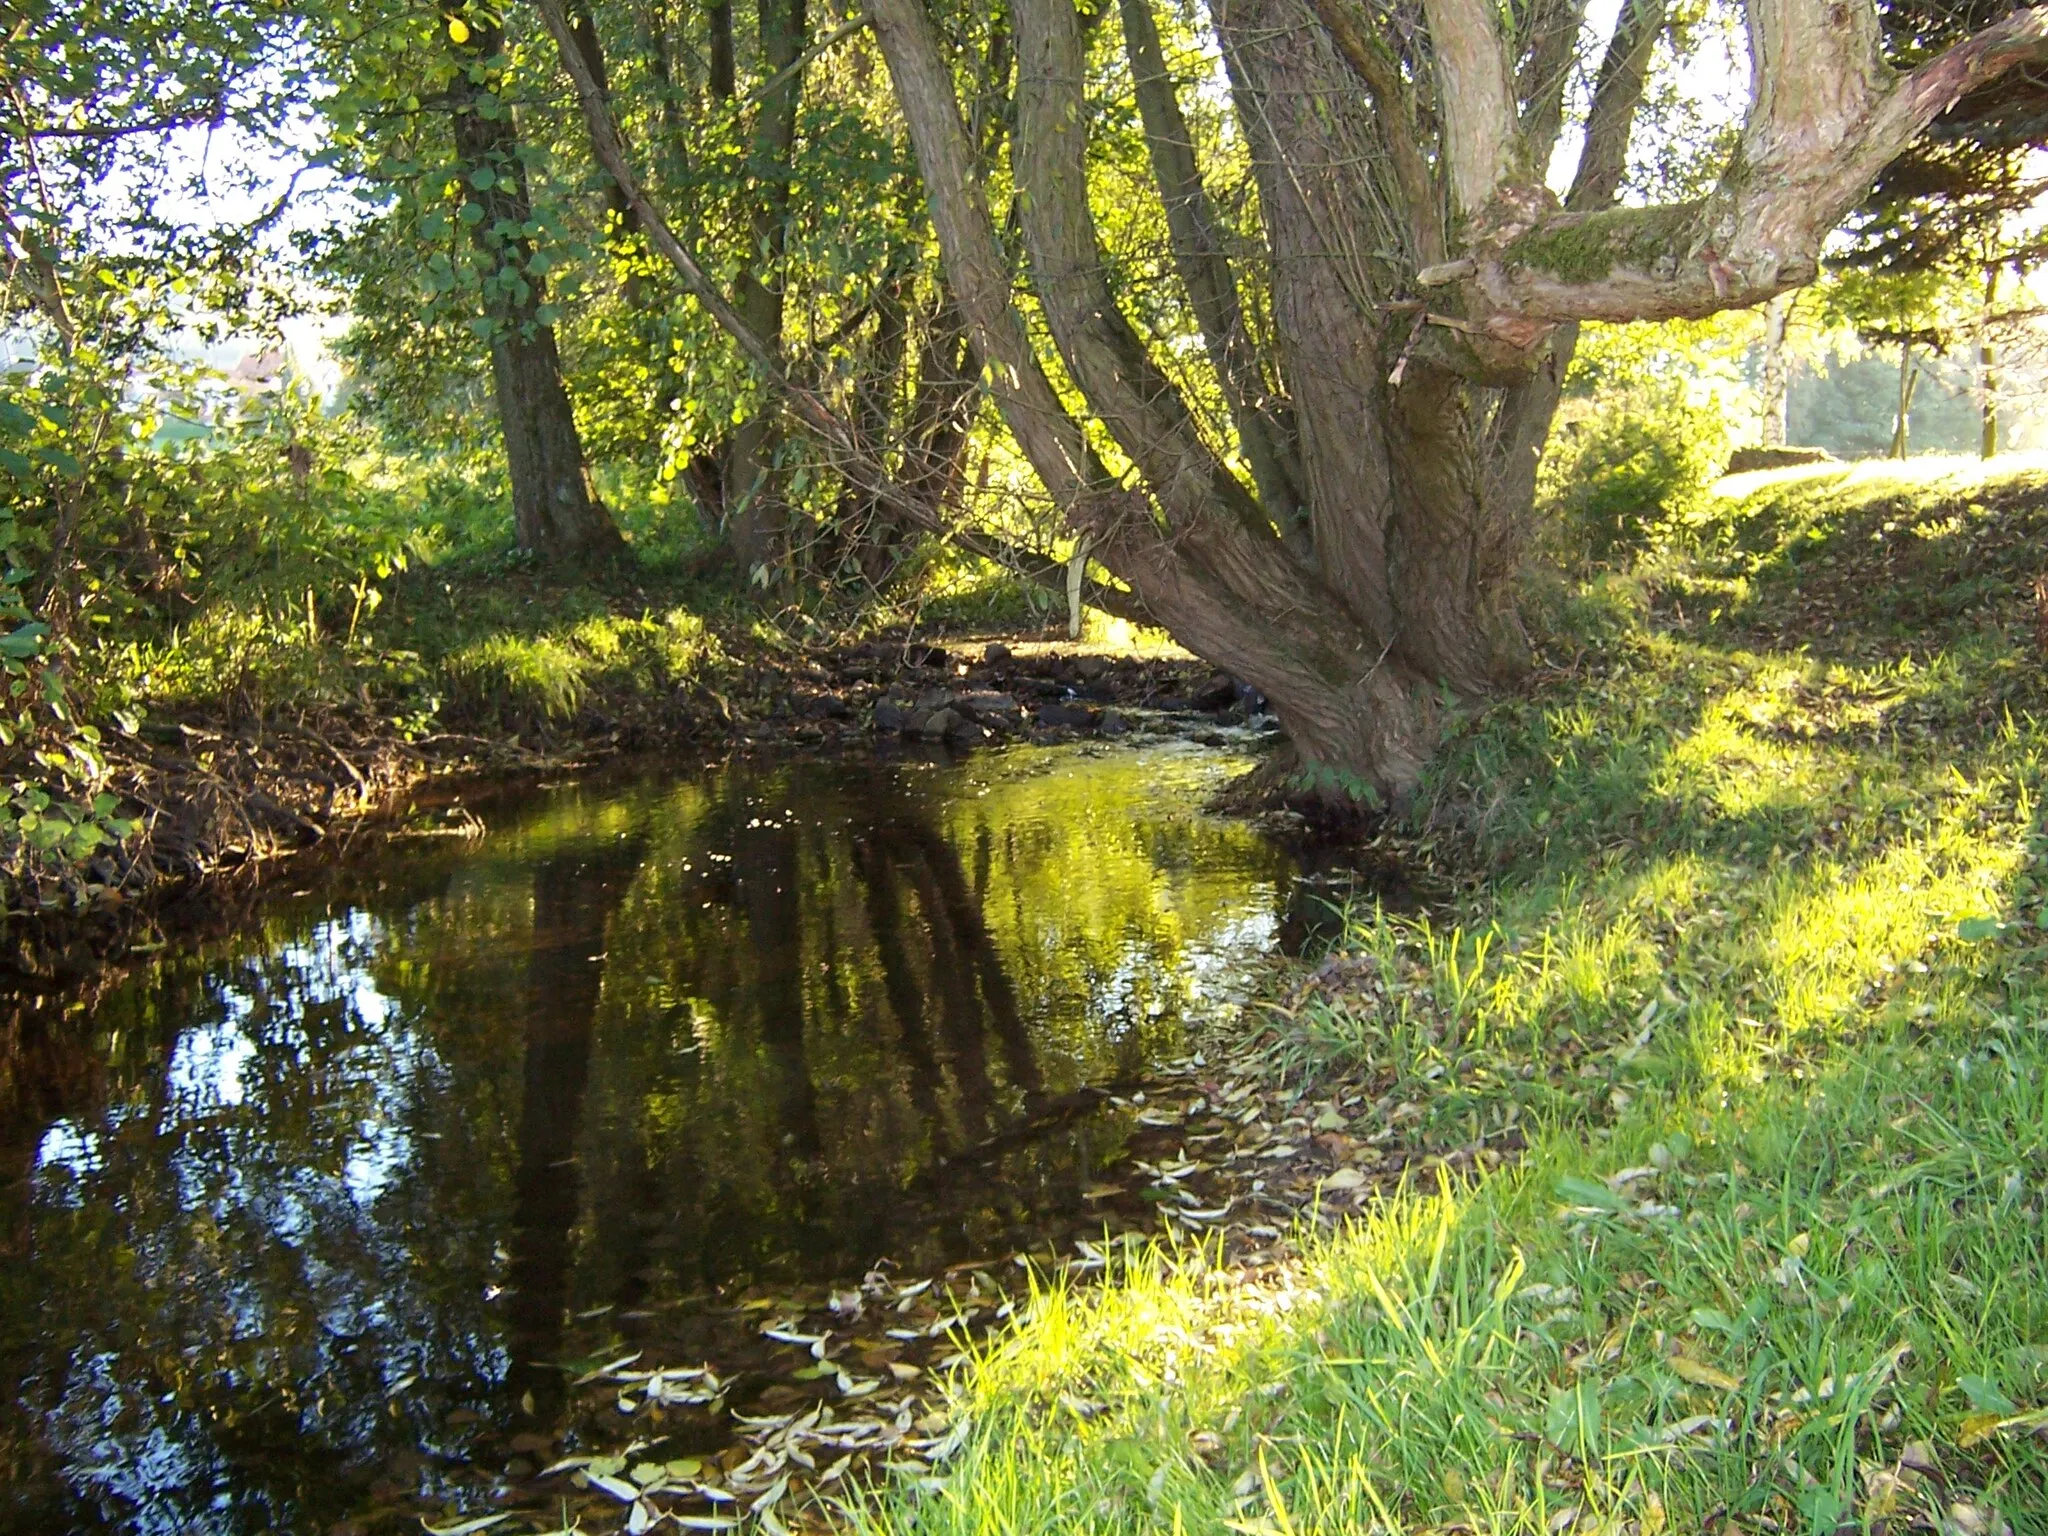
[0, 741, 1303, 1534]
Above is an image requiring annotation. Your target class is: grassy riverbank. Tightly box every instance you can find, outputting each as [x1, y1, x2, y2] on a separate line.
[860, 458, 2048, 1536]
[0, 433, 1114, 927]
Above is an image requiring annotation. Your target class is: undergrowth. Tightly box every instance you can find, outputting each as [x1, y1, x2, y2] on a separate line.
[859, 458, 2048, 1536]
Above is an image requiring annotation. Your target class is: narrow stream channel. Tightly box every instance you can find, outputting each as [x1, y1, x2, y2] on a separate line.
[1, 739, 1309, 1534]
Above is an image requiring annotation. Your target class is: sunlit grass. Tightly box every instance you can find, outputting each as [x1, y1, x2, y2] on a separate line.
[439, 610, 724, 727]
[858, 460, 2048, 1535]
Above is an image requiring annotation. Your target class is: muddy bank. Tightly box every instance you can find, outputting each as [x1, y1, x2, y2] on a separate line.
[0, 633, 1268, 986]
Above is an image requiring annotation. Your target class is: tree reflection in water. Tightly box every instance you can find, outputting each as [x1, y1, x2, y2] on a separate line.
[503, 836, 648, 1433]
[0, 744, 1292, 1534]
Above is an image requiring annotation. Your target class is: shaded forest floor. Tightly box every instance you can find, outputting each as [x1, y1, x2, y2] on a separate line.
[841, 458, 2048, 1536]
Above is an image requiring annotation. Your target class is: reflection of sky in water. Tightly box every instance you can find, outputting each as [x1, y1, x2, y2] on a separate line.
[34, 1119, 104, 1207]
[23, 905, 502, 1536]
[166, 1010, 257, 1109]
[1081, 903, 1278, 1042]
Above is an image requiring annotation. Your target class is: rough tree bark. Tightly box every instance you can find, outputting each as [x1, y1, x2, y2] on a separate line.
[447, 6, 621, 559]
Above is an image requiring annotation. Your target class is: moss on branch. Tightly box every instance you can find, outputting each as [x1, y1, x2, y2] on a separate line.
[1501, 198, 1703, 284]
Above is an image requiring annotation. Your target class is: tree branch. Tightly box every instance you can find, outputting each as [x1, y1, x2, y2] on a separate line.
[1306, 0, 1446, 265]
[1009, 0, 1270, 542]
[863, 0, 1110, 523]
[742, 15, 871, 110]
[1567, 0, 1665, 210]
[1418, 0, 1521, 218]
[1120, 0, 1305, 521]
[1459, 0, 2048, 328]
[1514, 0, 1586, 172]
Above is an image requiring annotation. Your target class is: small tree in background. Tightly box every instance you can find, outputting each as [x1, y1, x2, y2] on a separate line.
[1818, 266, 1979, 459]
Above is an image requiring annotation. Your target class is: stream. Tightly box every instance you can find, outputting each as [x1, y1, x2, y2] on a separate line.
[0, 739, 1316, 1534]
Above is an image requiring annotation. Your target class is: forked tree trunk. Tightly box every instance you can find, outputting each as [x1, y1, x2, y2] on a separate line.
[541, 0, 2048, 805]
[1891, 342, 1917, 459]
[861, 0, 2045, 802]
[861, 0, 1659, 803]
[448, 9, 620, 559]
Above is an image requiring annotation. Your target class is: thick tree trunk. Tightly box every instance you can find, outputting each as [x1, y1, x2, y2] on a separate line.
[448, 9, 620, 559]
[724, 0, 808, 580]
[879, 0, 1447, 804]
[487, 327, 619, 557]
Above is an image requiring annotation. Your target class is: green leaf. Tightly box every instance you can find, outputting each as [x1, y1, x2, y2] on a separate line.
[1959, 1374, 2018, 1414]
[458, 202, 485, 225]
[0, 623, 48, 659]
[1544, 1380, 1602, 1454]
[1956, 916, 2003, 942]
[1556, 1175, 1628, 1211]
[469, 166, 496, 191]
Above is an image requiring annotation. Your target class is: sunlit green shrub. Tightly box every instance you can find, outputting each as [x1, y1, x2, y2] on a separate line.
[1541, 380, 1731, 563]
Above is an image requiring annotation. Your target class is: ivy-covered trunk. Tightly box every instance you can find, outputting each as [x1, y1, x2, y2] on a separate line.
[448, 11, 620, 559]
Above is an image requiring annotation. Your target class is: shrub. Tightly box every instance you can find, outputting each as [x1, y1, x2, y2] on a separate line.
[1541, 379, 1732, 564]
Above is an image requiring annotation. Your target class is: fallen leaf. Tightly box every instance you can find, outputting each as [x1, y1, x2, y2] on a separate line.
[1669, 1355, 1742, 1391]
[586, 1472, 643, 1503]
[419, 1518, 512, 1536]
[1959, 1411, 2009, 1447]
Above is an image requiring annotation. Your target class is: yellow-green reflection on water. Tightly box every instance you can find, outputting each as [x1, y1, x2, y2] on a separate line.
[1, 741, 1294, 1534]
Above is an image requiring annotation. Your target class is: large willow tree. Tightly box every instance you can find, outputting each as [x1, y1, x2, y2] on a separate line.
[543, 0, 2048, 801]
